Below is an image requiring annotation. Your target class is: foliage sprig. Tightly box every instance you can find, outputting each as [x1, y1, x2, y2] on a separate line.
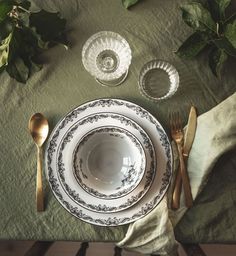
[0, 0, 67, 83]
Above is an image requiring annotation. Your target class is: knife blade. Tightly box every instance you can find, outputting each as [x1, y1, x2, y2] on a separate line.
[171, 106, 197, 209]
[183, 106, 197, 158]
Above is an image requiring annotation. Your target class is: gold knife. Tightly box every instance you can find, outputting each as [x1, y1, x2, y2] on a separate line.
[172, 106, 197, 209]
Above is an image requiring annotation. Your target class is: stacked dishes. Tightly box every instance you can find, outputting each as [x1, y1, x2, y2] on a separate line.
[45, 99, 172, 226]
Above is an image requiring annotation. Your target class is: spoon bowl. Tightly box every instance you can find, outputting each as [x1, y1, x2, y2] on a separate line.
[29, 113, 49, 147]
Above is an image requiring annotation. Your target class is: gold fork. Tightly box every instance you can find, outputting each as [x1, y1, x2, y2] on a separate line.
[170, 112, 193, 208]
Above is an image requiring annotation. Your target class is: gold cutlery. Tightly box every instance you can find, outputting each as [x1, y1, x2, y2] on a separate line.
[170, 112, 193, 208]
[171, 107, 197, 209]
[28, 113, 49, 212]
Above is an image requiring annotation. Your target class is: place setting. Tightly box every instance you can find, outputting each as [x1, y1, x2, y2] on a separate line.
[27, 30, 196, 227]
[1, 0, 236, 255]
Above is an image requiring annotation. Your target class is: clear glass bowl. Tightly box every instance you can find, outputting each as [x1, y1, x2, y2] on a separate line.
[139, 60, 179, 101]
[82, 31, 132, 87]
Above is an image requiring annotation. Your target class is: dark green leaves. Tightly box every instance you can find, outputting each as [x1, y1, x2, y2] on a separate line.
[0, 17, 14, 41]
[0, 1, 67, 83]
[122, 0, 140, 9]
[177, 0, 236, 77]
[181, 2, 216, 32]
[209, 47, 227, 76]
[225, 20, 236, 48]
[208, 0, 231, 21]
[176, 32, 208, 58]
[0, 1, 13, 22]
[6, 56, 29, 83]
[213, 37, 236, 57]
[30, 10, 66, 42]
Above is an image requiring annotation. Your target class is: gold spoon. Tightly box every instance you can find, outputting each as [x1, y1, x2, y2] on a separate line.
[28, 113, 49, 212]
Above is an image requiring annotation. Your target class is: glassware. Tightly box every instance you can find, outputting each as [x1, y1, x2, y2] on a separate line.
[139, 60, 179, 101]
[82, 31, 132, 87]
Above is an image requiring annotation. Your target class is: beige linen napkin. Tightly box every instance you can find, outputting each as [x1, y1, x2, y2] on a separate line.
[117, 92, 236, 255]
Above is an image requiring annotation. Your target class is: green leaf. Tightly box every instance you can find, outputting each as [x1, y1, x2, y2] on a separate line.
[0, 65, 5, 74]
[29, 10, 66, 43]
[213, 37, 236, 56]
[225, 20, 236, 48]
[0, 3, 67, 83]
[17, 9, 30, 27]
[0, 32, 12, 67]
[207, 0, 231, 21]
[122, 0, 140, 9]
[209, 47, 228, 76]
[0, 17, 14, 41]
[176, 32, 209, 58]
[27, 27, 49, 50]
[28, 59, 42, 75]
[181, 2, 217, 32]
[13, 0, 31, 10]
[6, 28, 43, 82]
[6, 57, 29, 83]
[0, 0, 13, 22]
[223, 12, 236, 24]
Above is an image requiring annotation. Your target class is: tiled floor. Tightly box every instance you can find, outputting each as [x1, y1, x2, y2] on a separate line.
[0, 241, 236, 256]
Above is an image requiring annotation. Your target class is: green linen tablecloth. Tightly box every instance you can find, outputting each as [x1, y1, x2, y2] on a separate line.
[0, 0, 235, 244]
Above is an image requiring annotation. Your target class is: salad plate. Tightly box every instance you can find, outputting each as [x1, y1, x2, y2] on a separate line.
[57, 112, 155, 212]
[46, 99, 172, 226]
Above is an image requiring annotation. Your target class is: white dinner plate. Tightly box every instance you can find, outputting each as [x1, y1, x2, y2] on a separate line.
[45, 99, 172, 226]
[57, 113, 156, 213]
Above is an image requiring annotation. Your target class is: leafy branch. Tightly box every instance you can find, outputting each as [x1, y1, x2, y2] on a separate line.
[0, 0, 67, 83]
[176, 0, 236, 76]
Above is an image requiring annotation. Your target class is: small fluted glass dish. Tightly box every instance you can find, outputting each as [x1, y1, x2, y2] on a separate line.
[82, 31, 132, 87]
[139, 60, 179, 101]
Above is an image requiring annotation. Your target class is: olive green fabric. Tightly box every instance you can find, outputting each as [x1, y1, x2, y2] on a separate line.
[0, 0, 235, 244]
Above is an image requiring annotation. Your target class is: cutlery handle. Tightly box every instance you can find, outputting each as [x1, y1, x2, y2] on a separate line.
[171, 166, 182, 209]
[36, 146, 44, 212]
[177, 144, 193, 208]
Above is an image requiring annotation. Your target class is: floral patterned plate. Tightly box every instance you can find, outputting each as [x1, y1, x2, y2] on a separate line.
[57, 113, 155, 212]
[45, 99, 172, 226]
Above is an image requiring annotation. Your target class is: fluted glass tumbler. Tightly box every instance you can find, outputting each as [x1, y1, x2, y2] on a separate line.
[139, 60, 179, 101]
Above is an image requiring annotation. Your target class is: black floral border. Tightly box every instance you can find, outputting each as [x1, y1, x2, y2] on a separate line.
[46, 99, 172, 226]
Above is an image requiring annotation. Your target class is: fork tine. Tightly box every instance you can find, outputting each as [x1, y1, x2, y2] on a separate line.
[173, 112, 177, 131]
[169, 112, 174, 132]
[170, 111, 184, 133]
[175, 112, 181, 131]
[169, 112, 174, 133]
[169, 112, 172, 131]
[176, 112, 179, 130]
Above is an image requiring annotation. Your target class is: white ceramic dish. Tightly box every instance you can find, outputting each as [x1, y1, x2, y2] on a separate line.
[46, 99, 172, 226]
[57, 112, 155, 213]
[73, 126, 146, 199]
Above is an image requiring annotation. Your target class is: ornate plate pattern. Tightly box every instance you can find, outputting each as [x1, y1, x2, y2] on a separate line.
[45, 99, 172, 226]
[56, 113, 155, 212]
[73, 126, 146, 199]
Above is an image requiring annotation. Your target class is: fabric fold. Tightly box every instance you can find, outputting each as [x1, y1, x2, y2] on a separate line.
[117, 92, 236, 255]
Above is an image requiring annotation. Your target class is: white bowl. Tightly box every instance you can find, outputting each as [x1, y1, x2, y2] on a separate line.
[73, 126, 146, 199]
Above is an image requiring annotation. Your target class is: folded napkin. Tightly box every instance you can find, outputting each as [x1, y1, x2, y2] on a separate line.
[117, 92, 236, 255]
